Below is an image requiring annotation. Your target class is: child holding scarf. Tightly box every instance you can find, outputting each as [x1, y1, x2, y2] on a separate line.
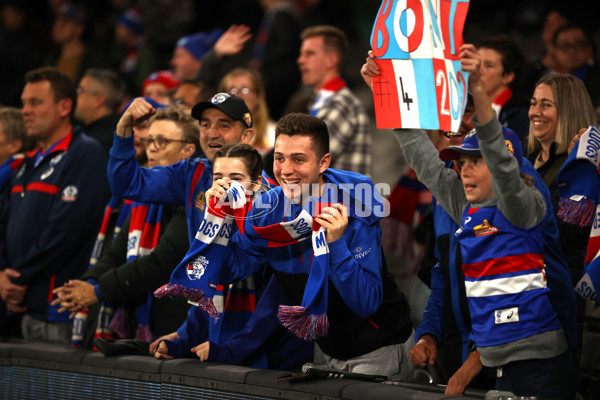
[154, 143, 313, 369]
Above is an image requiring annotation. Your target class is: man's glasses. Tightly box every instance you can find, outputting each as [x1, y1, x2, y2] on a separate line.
[227, 87, 256, 96]
[171, 98, 194, 108]
[555, 41, 589, 52]
[141, 136, 188, 150]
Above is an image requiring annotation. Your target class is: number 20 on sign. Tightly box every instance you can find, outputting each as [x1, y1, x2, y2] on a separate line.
[370, 0, 470, 132]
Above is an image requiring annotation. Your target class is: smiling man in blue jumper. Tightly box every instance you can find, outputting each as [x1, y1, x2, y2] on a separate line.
[206, 113, 414, 378]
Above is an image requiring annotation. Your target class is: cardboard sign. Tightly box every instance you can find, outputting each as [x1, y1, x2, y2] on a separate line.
[370, 0, 470, 131]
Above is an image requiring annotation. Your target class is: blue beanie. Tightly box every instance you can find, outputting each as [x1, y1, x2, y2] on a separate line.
[57, 4, 86, 26]
[176, 29, 224, 60]
[118, 8, 144, 36]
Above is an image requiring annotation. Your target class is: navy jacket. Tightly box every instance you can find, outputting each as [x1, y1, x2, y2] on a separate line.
[0, 127, 110, 322]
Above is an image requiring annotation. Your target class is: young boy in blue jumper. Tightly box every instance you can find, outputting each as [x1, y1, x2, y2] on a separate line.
[364, 44, 574, 398]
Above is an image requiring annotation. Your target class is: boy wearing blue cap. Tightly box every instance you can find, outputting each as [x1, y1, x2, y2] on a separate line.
[363, 44, 575, 398]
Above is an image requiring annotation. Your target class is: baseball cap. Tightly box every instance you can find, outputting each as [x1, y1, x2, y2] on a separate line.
[191, 93, 252, 128]
[439, 125, 523, 167]
[176, 29, 224, 61]
[142, 71, 181, 95]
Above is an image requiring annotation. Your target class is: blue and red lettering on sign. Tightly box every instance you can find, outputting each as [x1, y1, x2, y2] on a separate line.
[370, 0, 470, 132]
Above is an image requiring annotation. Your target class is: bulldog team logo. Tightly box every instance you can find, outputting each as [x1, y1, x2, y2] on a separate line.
[187, 255, 209, 280]
[61, 185, 78, 202]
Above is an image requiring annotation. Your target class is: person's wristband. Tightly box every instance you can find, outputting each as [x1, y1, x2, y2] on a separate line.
[469, 341, 477, 352]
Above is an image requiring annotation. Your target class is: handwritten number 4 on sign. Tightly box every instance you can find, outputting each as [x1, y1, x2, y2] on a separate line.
[399, 77, 413, 111]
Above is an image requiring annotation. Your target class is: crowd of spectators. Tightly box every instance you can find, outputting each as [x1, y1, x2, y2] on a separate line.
[1, 1, 600, 399]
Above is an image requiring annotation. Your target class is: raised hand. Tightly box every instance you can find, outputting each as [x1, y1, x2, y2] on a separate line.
[214, 24, 252, 59]
[116, 98, 157, 137]
[360, 50, 380, 92]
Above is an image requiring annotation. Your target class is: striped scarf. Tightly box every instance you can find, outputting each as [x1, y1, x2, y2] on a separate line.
[71, 201, 163, 347]
[156, 182, 331, 341]
[252, 201, 330, 340]
[155, 181, 250, 314]
[156, 181, 258, 343]
[108, 202, 164, 342]
[557, 125, 600, 302]
[71, 196, 132, 348]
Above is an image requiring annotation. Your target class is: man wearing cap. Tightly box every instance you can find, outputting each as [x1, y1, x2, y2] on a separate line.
[0, 66, 110, 343]
[171, 29, 224, 82]
[108, 93, 257, 242]
[141, 71, 180, 106]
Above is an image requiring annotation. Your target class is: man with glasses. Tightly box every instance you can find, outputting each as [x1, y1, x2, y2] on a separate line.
[552, 23, 600, 108]
[52, 107, 200, 348]
[75, 69, 126, 154]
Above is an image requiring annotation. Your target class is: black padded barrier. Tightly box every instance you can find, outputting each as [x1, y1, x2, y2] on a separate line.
[0, 340, 484, 399]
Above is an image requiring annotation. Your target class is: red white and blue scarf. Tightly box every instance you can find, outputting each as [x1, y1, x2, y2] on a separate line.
[309, 77, 347, 117]
[155, 181, 251, 315]
[71, 201, 163, 347]
[109, 202, 164, 342]
[71, 196, 132, 348]
[252, 200, 330, 341]
[557, 125, 600, 302]
[156, 181, 331, 341]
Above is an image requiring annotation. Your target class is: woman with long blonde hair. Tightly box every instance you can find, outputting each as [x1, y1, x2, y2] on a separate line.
[526, 73, 597, 358]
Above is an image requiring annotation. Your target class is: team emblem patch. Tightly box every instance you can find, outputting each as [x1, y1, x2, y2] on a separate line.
[187, 255, 208, 280]
[473, 219, 498, 236]
[195, 191, 205, 211]
[61, 185, 78, 202]
[211, 93, 230, 104]
[505, 140, 514, 155]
